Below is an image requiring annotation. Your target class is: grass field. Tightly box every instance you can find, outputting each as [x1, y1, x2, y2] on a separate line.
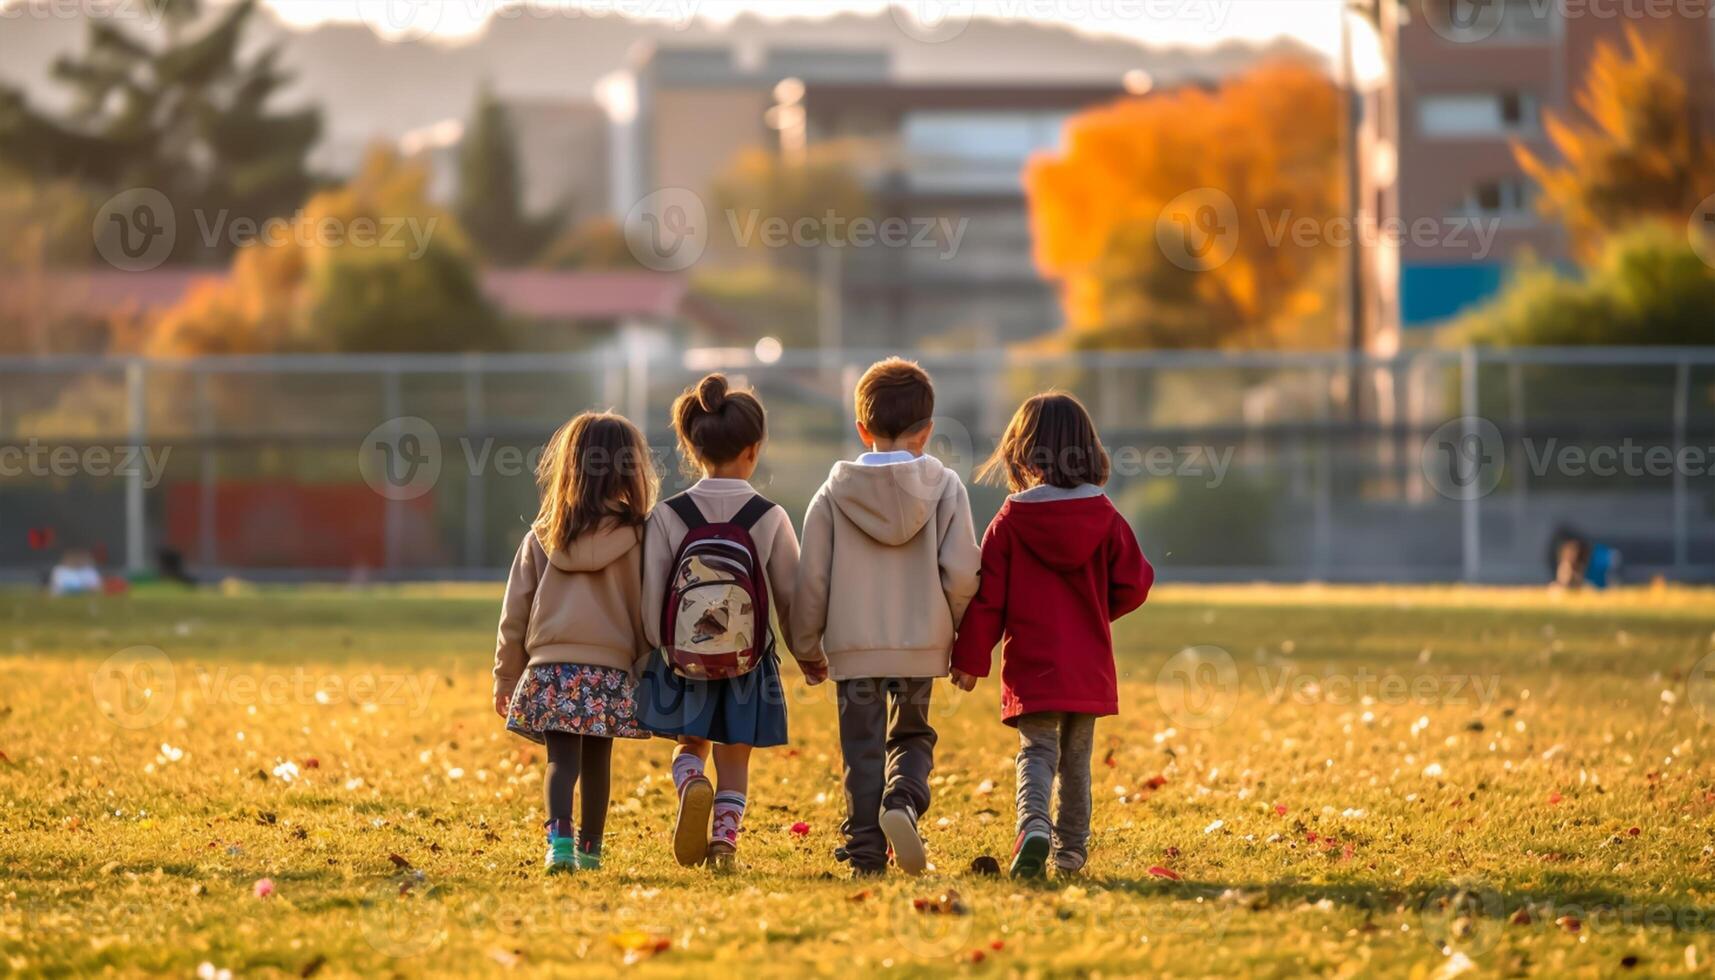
[4, 584, 1715, 977]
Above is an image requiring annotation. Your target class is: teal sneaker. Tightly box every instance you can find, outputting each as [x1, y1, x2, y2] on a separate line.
[575, 842, 602, 871]
[545, 837, 577, 874]
[1009, 829, 1050, 879]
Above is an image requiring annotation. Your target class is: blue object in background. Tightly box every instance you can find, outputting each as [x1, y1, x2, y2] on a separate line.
[1401, 262, 1510, 327]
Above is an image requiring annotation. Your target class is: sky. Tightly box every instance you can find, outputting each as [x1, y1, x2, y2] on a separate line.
[263, 0, 1353, 57]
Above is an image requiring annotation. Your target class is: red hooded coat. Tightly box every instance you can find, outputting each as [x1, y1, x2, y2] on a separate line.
[950, 491, 1153, 724]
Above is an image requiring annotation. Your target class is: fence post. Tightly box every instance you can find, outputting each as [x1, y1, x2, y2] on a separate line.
[1460, 347, 1481, 583]
[196, 368, 217, 569]
[381, 368, 403, 575]
[463, 357, 485, 571]
[1673, 357, 1690, 576]
[124, 359, 147, 573]
[1312, 361, 1334, 581]
[624, 329, 648, 436]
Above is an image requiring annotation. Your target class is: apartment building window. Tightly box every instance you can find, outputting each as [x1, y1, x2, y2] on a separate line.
[1419, 92, 1539, 137]
[1455, 178, 1536, 219]
[901, 111, 1069, 192]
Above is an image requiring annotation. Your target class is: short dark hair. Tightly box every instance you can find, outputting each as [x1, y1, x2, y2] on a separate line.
[977, 391, 1111, 493]
[671, 373, 767, 470]
[854, 357, 934, 439]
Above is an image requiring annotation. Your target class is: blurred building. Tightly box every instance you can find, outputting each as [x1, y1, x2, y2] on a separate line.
[606, 43, 1147, 348]
[1370, 0, 1715, 342]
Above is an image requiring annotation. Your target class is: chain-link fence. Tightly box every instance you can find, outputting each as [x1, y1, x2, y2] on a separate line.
[2, 347, 1710, 584]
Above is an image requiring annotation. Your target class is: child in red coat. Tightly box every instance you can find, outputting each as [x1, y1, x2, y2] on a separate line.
[950, 392, 1153, 878]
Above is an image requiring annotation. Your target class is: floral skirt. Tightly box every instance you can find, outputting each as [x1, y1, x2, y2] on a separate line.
[505, 663, 647, 743]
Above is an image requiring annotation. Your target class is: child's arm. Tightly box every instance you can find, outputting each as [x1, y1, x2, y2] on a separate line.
[640, 509, 673, 651]
[788, 490, 834, 672]
[626, 531, 654, 676]
[949, 517, 1009, 688]
[493, 532, 543, 713]
[1107, 516, 1155, 620]
[937, 477, 983, 627]
[766, 506, 826, 681]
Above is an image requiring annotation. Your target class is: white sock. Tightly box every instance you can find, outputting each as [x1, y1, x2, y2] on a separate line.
[672, 752, 705, 790]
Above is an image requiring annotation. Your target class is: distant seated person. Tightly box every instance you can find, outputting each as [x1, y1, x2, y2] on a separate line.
[1550, 526, 1620, 591]
[48, 549, 104, 597]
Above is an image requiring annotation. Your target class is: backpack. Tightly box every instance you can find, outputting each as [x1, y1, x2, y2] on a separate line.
[659, 492, 776, 680]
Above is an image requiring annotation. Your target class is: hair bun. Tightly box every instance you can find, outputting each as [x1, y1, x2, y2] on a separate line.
[696, 373, 729, 412]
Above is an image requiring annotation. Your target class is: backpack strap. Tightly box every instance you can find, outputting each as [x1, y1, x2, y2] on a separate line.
[732, 495, 776, 531]
[664, 492, 708, 531]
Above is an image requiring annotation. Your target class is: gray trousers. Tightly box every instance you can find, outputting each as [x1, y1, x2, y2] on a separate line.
[836, 677, 936, 871]
[1015, 712, 1098, 868]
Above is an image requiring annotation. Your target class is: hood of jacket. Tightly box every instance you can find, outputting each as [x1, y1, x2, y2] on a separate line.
[1001, 494, 1120, 571]
[536, 522, 644, 573]
[823, 455, 952, 547]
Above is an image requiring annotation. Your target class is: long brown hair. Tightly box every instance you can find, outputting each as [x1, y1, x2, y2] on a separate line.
[533, 412, 658, 552]
[670, 373, 766, 472]
[976, 391, 1111, 493]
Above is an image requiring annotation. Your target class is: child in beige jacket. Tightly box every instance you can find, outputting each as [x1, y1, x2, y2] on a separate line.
[791, 358, 982, 876]
[494, 412, 658, 874]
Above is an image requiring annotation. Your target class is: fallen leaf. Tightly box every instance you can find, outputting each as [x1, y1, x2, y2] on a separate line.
[1147, 866, 1181, 881]
[299, 954, 326, 977]
[608, 930, 670, 963]
[789, 822, 810, 838]
[388, 853, 412, 869]
[912, 889, 966, 915]
[968, 855, 1001, 876]
[253, 878, 275, 899]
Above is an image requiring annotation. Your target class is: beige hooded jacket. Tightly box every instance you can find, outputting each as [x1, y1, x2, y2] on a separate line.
[492, 523, 651, 699]
[791, 454, 982, 680]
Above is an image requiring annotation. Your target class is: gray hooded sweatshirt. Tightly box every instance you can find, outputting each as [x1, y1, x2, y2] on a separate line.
[791, 454, 983, 680]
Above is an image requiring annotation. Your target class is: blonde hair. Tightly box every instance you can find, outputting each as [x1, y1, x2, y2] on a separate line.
[533, 412, 658, 552]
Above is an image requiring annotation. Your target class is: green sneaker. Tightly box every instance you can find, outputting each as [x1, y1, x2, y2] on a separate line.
[545, 837, 578, 874]
[1009, 829, 1050, 879]
[575, 843, 602, 871]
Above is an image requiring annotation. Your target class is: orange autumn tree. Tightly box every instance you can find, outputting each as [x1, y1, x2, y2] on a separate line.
[1026, 60, 1342, 349]
[1513, 26, 1715, 261]
[146, 147, 501, 355]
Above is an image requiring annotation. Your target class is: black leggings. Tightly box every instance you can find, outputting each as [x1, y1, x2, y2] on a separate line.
[544, 732, 613, 850]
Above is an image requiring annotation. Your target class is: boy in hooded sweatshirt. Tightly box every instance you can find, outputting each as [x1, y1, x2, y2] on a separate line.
[949, 392, 1154, 879]
[792, 358, 982, 876]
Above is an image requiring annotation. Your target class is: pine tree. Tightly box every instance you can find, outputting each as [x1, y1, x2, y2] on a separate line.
[0, 0, 321, 263]
[455, 84, 561, 266]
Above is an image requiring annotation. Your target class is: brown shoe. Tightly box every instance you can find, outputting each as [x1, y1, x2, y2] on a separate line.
[673, 775, 713, 867]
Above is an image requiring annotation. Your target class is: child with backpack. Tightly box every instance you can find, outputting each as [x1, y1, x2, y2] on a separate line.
[949, 392, 1154, 879]
[493, 412, 658, 874]
[791, 358, 982, 877]
[639, 373, 829, 868]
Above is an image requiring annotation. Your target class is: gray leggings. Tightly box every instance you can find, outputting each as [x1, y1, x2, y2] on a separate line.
[1014, 712, 1098, 868]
